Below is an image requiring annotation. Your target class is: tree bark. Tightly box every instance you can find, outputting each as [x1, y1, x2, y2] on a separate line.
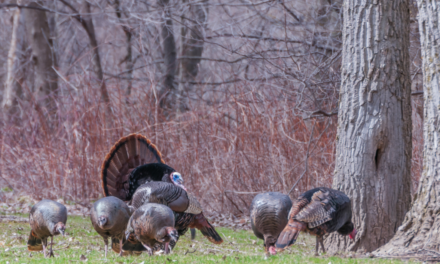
[23, 2, 59, 123]
[112, 0, 133, 97]
[178, 0, 208, 111]
[158, 0, 178, 113]
[81, 1, 110, 104]
[325, 0, 412, 253]
[2, 5, 21, 118]
[374, 0, 440, 257]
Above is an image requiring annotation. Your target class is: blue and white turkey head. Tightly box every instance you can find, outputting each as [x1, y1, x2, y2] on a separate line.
[170, 172, 186, 191]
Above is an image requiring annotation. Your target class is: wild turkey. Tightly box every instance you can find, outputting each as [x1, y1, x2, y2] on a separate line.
[101, 134, 195, 239]
[276, 187, 357, 255]
[101, 134, 186, 202]
[90, 196, 131, 257]
[250, 192, 292, 258]
[128, 182, 222, 247]
[27, 199, 67, 257]
[125, 203, 178, 256]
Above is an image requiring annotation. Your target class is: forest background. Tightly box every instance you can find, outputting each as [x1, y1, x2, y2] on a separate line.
[0, 0, 424, 224]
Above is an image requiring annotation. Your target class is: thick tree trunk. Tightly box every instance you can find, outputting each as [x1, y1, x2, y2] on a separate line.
[325, 0, 412, 253]
[23, 2, 59, 123]
[374, 0, 440, 258]
[158, 0, 178, 113]
[178, 0, 208, 111]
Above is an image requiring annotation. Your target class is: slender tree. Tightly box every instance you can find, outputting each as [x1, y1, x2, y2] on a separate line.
[325, 0, 412, 253]
[375, 0, 440, 257]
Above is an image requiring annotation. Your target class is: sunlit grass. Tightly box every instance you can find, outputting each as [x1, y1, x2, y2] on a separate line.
[0, 215, 413, 263]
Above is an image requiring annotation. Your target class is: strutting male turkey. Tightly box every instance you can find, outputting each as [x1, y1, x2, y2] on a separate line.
[90, 196, 131, 257]
[276, 187, 357, 255]
[101, 134, 186, 201]
[27, 199, 67, 257]
[127, 181, 223, 250]
[125, 203, 178, 256]
[250, 192, 292, 258]
[100, 134, 199, 254]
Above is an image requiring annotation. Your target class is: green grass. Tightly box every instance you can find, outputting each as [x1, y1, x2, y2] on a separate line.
[0, 215, 414, 263]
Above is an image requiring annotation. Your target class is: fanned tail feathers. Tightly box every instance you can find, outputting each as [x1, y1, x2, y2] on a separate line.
[275, 220, 306, 249]
[27, 231, 42, 251]
[101, 134, 164, 200]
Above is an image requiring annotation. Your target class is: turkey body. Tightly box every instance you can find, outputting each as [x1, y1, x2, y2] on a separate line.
[250, 192, 292, 257]
[90, 196, 131, 257]
[27, 199, 67, 257]
[276, 187, 356, 255]
[125, 203, 178, 256]
[129, 182, 222, 246]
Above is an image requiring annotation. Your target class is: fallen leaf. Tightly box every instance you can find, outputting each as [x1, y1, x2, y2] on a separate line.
[80, 254, 87, 261]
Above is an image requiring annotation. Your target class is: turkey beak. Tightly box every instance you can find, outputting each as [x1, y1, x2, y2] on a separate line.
[58, 228, 65, 237]
[125, 230, 131, 241]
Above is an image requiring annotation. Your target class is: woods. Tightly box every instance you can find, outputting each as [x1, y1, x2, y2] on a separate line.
[0, 0, 438, 261]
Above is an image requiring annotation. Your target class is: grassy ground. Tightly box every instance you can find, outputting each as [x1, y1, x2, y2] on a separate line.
[0, 214, 415, 264]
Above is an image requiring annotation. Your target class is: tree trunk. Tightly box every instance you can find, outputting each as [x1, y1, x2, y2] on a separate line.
[2, 5, 21, 119]
[325, 0, 412, 253]
[178, 0, 208, 111]
[81, 1, 110, 105]
[23, 2, 59, 123]
[112, 0, 133, 98]
[158, 0, 178, 113]
[374, 0, 440, 257]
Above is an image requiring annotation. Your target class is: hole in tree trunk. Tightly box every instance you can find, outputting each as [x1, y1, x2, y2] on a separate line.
[375, 149, 380, 169]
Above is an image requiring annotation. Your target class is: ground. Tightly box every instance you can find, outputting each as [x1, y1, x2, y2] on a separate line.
[0, 213, 417, 264]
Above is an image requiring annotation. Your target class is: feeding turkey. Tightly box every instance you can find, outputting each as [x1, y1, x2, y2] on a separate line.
[250, 192, 292, 258]
[27, 199, 67, 258]
[127, 181, 223, 251]
[125, 203, 178, 256]
[276, 187, 357, 255]
[90, 196, 132, 257]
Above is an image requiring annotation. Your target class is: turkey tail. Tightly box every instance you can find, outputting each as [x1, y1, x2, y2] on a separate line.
[190, 228, 196, 240]
[275, 220, 306, 249]
[27, 230, 42, 251]
[101, 134, 164, 201]
[190, 213, 223, 244]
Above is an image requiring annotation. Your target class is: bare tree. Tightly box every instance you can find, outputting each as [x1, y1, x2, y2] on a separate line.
[60, 0, 111, 108]
[157, 0, 178, 113]
[325, 0, 412, 253]
[23, 2, 59, 124]
[2, 4, 21, 119]
[375, 0, 440, 258]
[178, 0, 208, 111]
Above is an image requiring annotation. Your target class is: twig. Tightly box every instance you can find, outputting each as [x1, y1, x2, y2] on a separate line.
[412, 91, 423, 95]
[304, 109, 338, 120]
[288, 120, 316, 194]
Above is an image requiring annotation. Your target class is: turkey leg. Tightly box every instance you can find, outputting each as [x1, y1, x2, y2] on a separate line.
[314, 237, 319, 256]
[42, 238, 47, 257]
[48, 236, 54, 257]
[319, 237, 326, 254]
[103, 237, 108, 258]
[118, 238, 123, 257]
